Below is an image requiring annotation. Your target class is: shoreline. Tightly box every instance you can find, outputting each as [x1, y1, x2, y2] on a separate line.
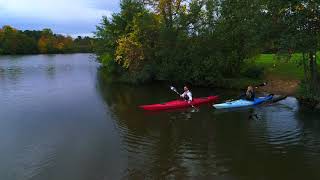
[258, 78, 300, 96]
[257, 77, 320, 110]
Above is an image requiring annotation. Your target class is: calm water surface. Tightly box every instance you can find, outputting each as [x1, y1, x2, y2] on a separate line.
[0, 54, 320, 180]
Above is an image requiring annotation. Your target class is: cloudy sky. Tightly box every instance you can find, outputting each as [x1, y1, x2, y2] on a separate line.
[0, 0, 120, 36]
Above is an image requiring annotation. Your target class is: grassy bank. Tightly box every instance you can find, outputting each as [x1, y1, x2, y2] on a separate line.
[251, 53, 320, 107]
[253, 52, 320, 80]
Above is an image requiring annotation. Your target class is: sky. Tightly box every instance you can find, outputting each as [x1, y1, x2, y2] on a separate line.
[0, 0, 120, 37]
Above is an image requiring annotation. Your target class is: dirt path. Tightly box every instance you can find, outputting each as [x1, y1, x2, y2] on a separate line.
[258, 75, 300, 96]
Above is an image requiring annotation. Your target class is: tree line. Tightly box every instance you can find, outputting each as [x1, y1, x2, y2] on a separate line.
[95, 0, 320, 98]
[0, 26, 94, 55]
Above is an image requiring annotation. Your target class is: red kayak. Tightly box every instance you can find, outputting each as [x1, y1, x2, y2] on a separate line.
[140, 96, 219, 111]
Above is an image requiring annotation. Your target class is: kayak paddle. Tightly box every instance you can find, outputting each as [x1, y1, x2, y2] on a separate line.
[170, 86, 199, 111]
[170, 86, 180, 96]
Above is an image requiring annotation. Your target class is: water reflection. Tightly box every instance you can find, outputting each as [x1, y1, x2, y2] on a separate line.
[97, 67, 320, 179]
[0, 54, 121, 180]
[45, 64, 56, 79]
[3, 66, 23, 82]
[0, 54, 319, 180]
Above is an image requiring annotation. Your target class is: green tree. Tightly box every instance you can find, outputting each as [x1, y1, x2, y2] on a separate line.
[95, 0, 319, 90]
[95, 0, 269, 83]
[0, 26, 19, 54]
[95, 0, 147, 77]
[74, 36, 94, 53]
[0, 28, 3, 54]
[95, 0, 145, 56]
[264, 0, 320, 95]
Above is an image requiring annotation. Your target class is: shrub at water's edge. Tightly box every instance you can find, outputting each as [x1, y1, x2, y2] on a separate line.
[298, 81, 320, 109]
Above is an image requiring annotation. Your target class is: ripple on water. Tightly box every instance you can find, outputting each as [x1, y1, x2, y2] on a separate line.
[117, 116, 232, 178]
[176, 141, 231, 174]
[247, 98, 303, 153]
[267, 129, 302, 146]
[14, 142, 58, 180]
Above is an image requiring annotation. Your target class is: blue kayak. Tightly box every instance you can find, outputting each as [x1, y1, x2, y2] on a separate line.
[213, 95, 273, 109]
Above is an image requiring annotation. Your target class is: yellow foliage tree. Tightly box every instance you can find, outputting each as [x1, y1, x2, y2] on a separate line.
[38, 36, 48, 53]
[115, 34, 144, 71]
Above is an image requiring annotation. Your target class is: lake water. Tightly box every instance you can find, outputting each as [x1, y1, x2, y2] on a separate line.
[0, 54, 320, 180]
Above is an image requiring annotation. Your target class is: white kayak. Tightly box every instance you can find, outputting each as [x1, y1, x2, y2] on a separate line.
[213, 95, 273, 109]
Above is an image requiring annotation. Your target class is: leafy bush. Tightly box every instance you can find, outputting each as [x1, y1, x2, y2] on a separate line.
[298, 81, 320, 101]
[99, 53, 122, 74]
[242, 65, 265, 79]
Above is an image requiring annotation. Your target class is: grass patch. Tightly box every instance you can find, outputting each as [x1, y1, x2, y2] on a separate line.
[253, 52, 320, 80]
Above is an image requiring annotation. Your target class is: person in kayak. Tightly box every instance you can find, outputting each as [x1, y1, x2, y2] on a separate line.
[239, 85, 255, 101]
[180, 86, 193, 102]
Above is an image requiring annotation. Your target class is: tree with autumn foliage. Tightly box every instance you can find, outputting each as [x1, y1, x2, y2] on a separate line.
[0, 26, 94, 55]
[95, 0, 320, 101]
[0, 26, 37, 54]
[95, 0, 267, 83]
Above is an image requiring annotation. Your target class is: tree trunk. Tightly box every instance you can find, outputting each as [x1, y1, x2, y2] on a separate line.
[309, 51, 319, 92]
[314, 53, 320, 91]
[302, 52, 308, 82]
[168, 0, 173, 29]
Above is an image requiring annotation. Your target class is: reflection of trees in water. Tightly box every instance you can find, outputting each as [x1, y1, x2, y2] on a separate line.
[0, 67, 6, 81]
[96, 69, 214, 177]
[96, 69, 241, 178]
[45, 64, 56, 79]
[241, 101, 320, 180]
[295, 109, 320, 177]
[96, 69, 320, 179]
[2, 66, 23, 82]
[97, 69, 266, 178]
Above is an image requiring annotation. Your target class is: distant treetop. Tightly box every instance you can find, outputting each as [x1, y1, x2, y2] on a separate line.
[0, 26, 95, 55]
